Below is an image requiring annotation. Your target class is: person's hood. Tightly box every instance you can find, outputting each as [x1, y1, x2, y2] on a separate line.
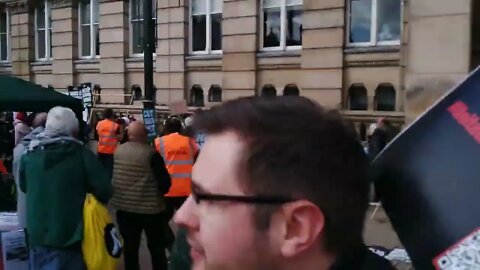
[28, 129, 83, 152]
[26, 130, 84, 171]
[20, 126, 44, 147]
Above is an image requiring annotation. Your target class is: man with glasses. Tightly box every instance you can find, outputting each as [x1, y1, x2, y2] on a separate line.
[173, 96, 394, 270]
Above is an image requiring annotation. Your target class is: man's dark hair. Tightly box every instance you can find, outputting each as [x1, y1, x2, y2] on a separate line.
[194, 96, 369, 256]
[164, 118, 182, 134]
[103, 108, 114, 119]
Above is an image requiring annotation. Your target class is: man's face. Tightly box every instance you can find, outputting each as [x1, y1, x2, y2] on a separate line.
[175, 131, 278, 270]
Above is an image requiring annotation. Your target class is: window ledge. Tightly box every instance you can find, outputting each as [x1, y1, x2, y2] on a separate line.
[344, 45, 400, 54]
[31, 61, 53, 66]
[125, 57, 155, 63]
[0, 62, 11, 67]
[186, 54, 222, 61]
[257, 50, 301, 58]
[74, 58, 100, 64]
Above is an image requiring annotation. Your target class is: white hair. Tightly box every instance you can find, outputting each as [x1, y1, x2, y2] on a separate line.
[45, 106, 79, 136]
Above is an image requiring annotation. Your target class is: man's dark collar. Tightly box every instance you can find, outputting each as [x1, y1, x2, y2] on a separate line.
[329, 245, 395, 270]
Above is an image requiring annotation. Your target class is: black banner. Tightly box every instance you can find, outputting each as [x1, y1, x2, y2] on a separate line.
[371, 68, 480, 269]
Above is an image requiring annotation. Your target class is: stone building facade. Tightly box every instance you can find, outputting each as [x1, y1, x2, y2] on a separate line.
[0, 0, 478, 124]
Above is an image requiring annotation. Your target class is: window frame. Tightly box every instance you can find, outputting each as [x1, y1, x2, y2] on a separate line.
[0, 9, 10, 63]
[260, 0, 302, 52]
[189, 0, 223, 55]
[346, 0, 401, 47]
[34, 0, 52, 61]
[78, 0, 100, 59]
[129, 0, 157, 57]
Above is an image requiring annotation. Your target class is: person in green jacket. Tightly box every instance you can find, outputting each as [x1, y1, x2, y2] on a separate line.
[19, 107, 113, 270]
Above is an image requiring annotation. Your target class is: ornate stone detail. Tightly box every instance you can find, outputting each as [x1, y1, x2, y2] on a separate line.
[5, 0, 29, 14]
[51, 0, 72, 9]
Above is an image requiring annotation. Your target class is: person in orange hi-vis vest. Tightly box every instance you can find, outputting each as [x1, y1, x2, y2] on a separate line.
[96, 108, 123, 180]
[155, 117, 198, 216]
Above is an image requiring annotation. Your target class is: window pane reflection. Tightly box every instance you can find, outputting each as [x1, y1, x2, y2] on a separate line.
[192, 15, 206, 51]
[132, 21, 143, 54]
[377, 0, 401, 42]
[36, 6, 45, 29]
[0, 34, 7, 61]
[81, 25, 91, 56]
[211, 13, 222, 51]
[263, 8, 280, 48]
[94, 24, 100, 56]
[349, 0, 372, 43]
[286, 6, 302, 46]
[37, 29, 45, 59]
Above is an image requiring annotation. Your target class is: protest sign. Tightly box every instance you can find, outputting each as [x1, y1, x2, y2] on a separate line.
[142, 102, 157, 142]
[371, 67, 480, 269]
[168, 100, 188, 115]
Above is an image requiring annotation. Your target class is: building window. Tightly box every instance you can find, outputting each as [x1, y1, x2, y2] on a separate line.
[261, 84, 277, 97]
[261, 0, 302, 51]
[347, 0, 401, 46]
[0, 9, 9, 62]
[191, 85, 205, 107]
[35, 1, 52, 60]
[348, 83, 368, 110]
[79, 0, 99, 58]
[190, 0, 222, 54]
[208, 84, 222, 102]
[374, 83, 396, 111]
[130, 0, 157, 56]
[283, 84, 299, 96]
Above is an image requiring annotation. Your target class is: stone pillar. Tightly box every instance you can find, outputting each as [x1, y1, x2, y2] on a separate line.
[155, 0, 188, 105]
[404, 0, 471, 122]
[301, 0, 344, 109]
[51, 1, 77, 88]
[222, 0, 257, 100]
[99, 0, 128, 104]
[9, 3, 34, 81]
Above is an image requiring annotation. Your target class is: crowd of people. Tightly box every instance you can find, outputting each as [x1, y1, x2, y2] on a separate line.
[0, 95, 402, 270]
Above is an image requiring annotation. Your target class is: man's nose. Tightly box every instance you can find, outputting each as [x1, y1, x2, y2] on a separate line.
[174, 195, 199, 228]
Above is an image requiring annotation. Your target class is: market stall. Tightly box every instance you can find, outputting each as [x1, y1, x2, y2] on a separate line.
[0, 75, 82, 117]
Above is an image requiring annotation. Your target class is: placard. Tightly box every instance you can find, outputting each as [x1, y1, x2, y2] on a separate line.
[371, 67, 480, 269]
[142, 108, 157, 142]
[1, 230, 28, 270]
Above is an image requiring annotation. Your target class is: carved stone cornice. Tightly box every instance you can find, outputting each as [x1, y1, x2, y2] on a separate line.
[5, 1, 29, 14]
[51, 0, 72, 9]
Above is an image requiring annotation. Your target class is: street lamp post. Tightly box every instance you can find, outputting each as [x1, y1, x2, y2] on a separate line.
[142, 0, 157, 142]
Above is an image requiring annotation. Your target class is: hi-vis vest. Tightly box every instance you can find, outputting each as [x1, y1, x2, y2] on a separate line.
[154, 133, 198, 197]
[96, 119, 119, 154]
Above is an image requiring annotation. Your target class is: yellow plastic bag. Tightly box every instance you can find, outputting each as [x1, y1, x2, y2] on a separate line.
[82, 194, 123, 270]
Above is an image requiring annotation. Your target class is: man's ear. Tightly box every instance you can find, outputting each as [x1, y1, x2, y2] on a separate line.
[278, 201, 325, 258]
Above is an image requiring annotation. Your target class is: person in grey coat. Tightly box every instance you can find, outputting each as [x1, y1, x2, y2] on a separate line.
[12, 113, 47, 228]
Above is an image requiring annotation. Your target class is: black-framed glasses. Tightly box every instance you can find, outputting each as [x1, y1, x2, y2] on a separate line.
[191, 188, 296, 205]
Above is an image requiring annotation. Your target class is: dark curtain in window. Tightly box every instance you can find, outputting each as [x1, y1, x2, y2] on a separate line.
[261, 84, 277, 97]
[375, 83, 396, 111]
[191, 85, 205, 107]
[348, 84, 368, 110]
[283, 84, 300, 96]
[208, 85, 222, 102]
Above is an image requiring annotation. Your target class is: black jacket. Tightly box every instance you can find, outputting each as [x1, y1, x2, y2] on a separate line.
[330, 245, 396, 270]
